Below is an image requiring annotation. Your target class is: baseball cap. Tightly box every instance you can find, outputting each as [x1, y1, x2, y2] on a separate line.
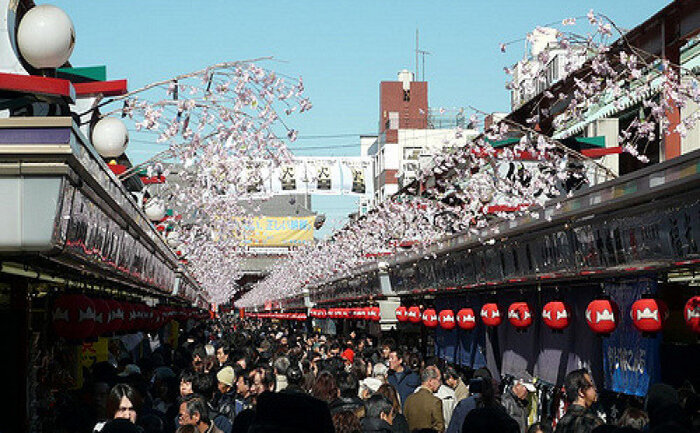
[514, 371, 536, 392]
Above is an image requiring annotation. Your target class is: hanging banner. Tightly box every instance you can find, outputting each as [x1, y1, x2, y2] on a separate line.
[602, 277, 661, 397]
[238, 157, 373, 198]
[234, 215, 315, 246]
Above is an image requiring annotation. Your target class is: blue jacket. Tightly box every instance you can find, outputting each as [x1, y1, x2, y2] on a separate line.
[387, 368, 421, 408]
[446, 395, 478, 433]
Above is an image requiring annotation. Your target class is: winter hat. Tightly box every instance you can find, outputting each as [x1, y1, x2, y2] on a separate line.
[217, 366, 235, 387]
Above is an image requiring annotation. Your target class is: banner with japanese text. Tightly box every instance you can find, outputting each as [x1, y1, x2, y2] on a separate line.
[233, 216, 315, 246]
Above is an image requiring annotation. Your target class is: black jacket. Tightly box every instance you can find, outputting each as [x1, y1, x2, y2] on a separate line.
[329, 396, 366, 416]
[214, 390, 238, 422]
[361, 417, 394, 433]
[553, 404, 603, 433]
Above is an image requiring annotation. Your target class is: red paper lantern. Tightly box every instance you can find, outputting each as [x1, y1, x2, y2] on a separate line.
[585, 299, 620, 335]
[370, 306, 381, 322]
[317, 308, 327, 319]
[456, 308, 477, 330]
[341, 308, 350, 319]
[407, 306, 422, 323]
[122, 302, 136, 332]
[630, 298, 668, 333]
[91, 298, 111, 337]
[438, 309, 456, 330]
[105, 300, 124, 333]
[685, 296, 700, 333]
[480, 303, 502, 327]
[507, 302, 533, 330]
[52, 294, 96, 339]
[542, 301, 571, 331]
[396, 306, 408, 322]
[422, 308, 438, 327]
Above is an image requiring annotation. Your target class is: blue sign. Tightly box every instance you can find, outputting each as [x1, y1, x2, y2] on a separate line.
[602, 278, 661, 397]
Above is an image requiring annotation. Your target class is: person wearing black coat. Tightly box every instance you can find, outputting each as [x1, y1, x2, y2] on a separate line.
[362, 395, 396, 433]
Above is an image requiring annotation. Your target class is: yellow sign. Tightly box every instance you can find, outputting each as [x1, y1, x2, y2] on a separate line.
[234, 216, 315, 246]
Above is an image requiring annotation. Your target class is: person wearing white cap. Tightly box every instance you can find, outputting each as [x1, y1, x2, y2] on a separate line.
[501, 371, 537, 433]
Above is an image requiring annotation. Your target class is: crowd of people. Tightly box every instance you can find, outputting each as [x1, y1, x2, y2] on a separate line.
[56, 317, 699, 433]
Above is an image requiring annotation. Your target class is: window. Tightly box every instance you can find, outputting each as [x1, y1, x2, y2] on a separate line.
[403, 147, 422, 160]
[403, 90, 411, 101]
[389, 112, 399, 129]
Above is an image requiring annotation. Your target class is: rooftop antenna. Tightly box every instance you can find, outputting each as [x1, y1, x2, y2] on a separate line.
[415, 28, 431, 81]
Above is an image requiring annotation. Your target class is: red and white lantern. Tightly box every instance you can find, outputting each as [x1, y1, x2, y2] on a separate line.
[507, 302, 533, 330]
[630, 298, 668, 334]
[396, 306, 408, 322]
[438, 309, 456, 330]
[369, 306, 381, 322]
[456, 308, 477, 330]
[422, 308, 438, 328]
[480, 303, 502, 327]
[106, 300, 124, 333]
[91, 298, 111, 337]
[542, 301, 571, 331]
[685, 296, 700, 333]
[585, 299, 620, 335]
[317, 308, 327, 319]
[407, 306, 422, 323]
[52, 294, 96, 339]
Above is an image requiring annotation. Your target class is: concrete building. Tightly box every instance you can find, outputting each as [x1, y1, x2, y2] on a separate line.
[362, 70, 478, 206]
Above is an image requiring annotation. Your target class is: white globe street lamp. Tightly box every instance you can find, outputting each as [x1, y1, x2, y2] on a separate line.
[92, 118, 129, 158]
[17, 5, 75, 69]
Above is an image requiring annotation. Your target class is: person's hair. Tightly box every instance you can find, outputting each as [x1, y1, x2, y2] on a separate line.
[366, 394, 393, 419]
[617, 407, 649, 430]
[444, 366, 460, 381]
[192, 373, 215, 399]
[563, 369, 592, 404]
[407, 352, 421, 371]
[337, 371, 359, 398]
[527, 422, 552, 433]
[351, 358, 367, 381]
[106, 383, 142, 419]
[421, 365, 440, 383]
[273, 356, 291, 376]
[286, 364, 303, 386]
[389, 347, 404, 359]
[375, 383, 402, 414]
[312, 370, 339, 402]
[181, 394, 210, 424]
[217, 343, 231, 356]
[331, 410, 362, 433]
[179, 370, 196, 384]
[175, 425, 197, 433]
[258, 367, 275, 391]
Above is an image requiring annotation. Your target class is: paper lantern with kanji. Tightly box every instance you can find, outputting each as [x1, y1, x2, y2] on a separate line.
[317, 308, 327, 319]
[585, 299, 619, 335]
[422, 308, 438, 328]
[369, 306, 381, 322]
[105, 300, 124, 333]
[480, 303, 502, 327]
[508, 302, 533, 330]
[341, 308, 350, 319]
[396, 306, 408, 322]
[685, 296, 700, 333]
[52, 294, 96, 339]
[630, 298, 668, 333]
[542, 301, 571, 331]
[407, 306, 422, 323]
[456, 308, 477, 330]
[91, 298, 111, 336]
[438, 309, 456, 330]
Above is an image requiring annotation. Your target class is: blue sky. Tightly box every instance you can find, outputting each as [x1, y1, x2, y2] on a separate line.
[53, 0, 669, 238]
